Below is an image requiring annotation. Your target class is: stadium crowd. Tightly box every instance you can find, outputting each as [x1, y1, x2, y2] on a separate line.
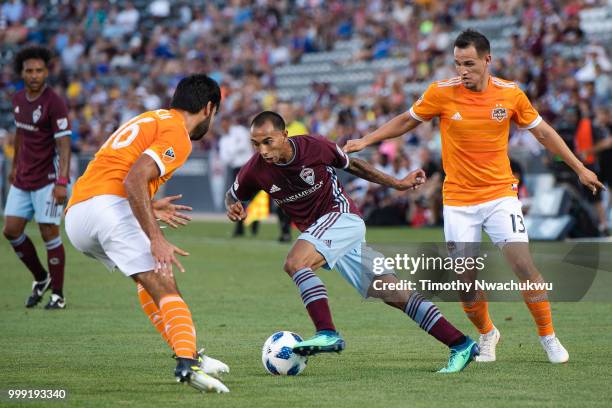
[1, 0, 611, 231]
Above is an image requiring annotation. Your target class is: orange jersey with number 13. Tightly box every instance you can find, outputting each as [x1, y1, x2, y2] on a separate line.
[67, 109, 192, 210]
[409, 76, 542, 206]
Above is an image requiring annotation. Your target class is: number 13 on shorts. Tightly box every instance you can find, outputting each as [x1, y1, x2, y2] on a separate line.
[444, 197, 529, 245]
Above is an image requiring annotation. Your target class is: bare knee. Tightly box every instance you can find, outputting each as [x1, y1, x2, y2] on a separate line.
[3, 225, 24, 241]
[283, 255, 308, 276]
[39, 224, 60, 242]
[133, 272, 180, 304]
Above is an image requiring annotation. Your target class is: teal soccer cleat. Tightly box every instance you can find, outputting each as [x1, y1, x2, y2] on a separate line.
[292, 330, 345, 356]
[438, 337, 479, 373]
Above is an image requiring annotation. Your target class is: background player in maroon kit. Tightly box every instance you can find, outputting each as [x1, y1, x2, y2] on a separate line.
[226, 111, 479, 372]
[3, 46, 71, 309]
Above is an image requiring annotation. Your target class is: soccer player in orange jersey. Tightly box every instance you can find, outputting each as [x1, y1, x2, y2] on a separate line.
[65, 75, 229, 393]
[345, 30, 604, 364]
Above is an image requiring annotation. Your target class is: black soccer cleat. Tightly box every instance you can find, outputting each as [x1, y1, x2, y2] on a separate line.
[174, 357, 229, 393]
[25, 275, 51, 308]
[44, 294, 66, 310]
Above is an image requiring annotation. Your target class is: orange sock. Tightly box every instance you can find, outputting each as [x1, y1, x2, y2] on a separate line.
[137, 284, 171, 348]
[462, 299, 494, 334]
[159, 295, 197, 359]
[522, 283, 554, 336]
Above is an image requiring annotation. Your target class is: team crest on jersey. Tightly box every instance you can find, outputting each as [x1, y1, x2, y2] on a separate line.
[162, 147, 176, 163]
[300, 167, 315, 186]
[57, 118, 68, 130]
[33, 105, 42, 123]
[491, 104, 508, 122]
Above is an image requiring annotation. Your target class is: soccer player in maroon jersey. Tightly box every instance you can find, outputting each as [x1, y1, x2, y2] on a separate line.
[226, 111, 479, 372]
[3, 46, 71, 309]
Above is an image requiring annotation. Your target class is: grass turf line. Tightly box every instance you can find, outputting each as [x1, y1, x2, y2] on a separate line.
[1, 221, 611, 407]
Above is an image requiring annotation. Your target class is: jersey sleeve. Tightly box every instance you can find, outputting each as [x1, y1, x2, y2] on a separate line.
[143, 120, 192, 177]
[314, 136, 350, 169]
[512, 89, 542, 129]
[229, 159, 260, 201]
[49, 94, 72, 139]
[409, 82, 443, 122]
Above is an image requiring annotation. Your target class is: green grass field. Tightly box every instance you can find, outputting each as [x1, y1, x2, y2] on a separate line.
[1, 221, 611, 407]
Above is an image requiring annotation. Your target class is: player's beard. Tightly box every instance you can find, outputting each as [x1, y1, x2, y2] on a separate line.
[26, 79, 45, 94]
[189, 116, 212, 141]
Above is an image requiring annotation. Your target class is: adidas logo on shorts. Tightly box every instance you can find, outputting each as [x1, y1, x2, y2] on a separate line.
[269, 184, 281, 193]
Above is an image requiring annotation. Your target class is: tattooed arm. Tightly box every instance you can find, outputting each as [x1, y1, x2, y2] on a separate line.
[345, 157, 426, 191]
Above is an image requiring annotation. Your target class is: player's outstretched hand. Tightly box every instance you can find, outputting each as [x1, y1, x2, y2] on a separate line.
[226, 201, 247, 222]
[395, 169, 427, 191]
[53, 185, 68, 205]
[343, 138, 368, 153]
[578, 167, 606, 194]
[150, 236, 189, 276]
[153, 194, 193, 228]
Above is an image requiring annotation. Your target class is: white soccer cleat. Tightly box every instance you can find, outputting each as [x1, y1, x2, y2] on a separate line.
[187, 371, 230, 393]
[198, 351, 230, 377]
[540, 334, 569, 364]
[474, 327, 500, 362]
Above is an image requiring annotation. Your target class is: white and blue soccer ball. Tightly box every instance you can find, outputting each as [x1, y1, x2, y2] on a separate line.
[262, 331, 308, 376]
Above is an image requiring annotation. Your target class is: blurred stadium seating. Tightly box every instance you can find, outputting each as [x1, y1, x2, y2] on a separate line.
[1, 0, 611, 235]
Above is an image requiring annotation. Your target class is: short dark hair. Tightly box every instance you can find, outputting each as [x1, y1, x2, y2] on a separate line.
[14, 45, 53, 74]
[170, 74, 221, 114]
[454, 29, 490, 57]
[250, 111, 286, 131]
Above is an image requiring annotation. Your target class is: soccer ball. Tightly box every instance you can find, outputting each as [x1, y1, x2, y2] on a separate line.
[262, 331, 308, 376]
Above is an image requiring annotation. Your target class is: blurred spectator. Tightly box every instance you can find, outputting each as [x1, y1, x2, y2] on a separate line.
[0, 0, 609, 231]
[277, 101, 308, 137]
[218, 115, 257, 237]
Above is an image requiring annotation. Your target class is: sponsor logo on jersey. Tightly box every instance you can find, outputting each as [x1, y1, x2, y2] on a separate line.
[57, 118, 68, 130]
[269, 184, 281, 193]
[300, 167, 315, 186]
[491, 104, 508, 122]
[162, 147, 175, 163]
[33, 105, 42, 123]
[15, 121, 39, 131]
[274, 181, 324, 204]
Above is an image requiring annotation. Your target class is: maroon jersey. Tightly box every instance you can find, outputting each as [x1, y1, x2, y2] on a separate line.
[231, 135, 360, 231]
[12, 86, 71, 190]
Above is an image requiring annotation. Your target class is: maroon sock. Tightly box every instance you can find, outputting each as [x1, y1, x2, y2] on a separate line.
[9, 234, 48, 281]
[405, 292, 464, 347]
[429, 318, 465, 347]
[292, 268, 336, 332]
[45, 237, 65, 296]
[305, 298, 336, 332]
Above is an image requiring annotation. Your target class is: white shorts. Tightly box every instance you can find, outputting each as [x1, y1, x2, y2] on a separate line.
[443, 196, 528, 247]
[4, 183, 67, 225]
[65, 195, 155, 276]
